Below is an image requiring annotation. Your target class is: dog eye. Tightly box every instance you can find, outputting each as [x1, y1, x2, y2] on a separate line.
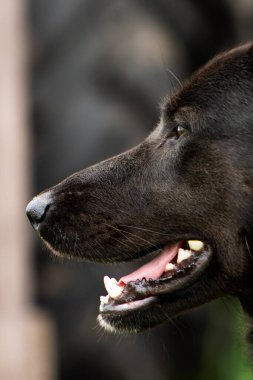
[175, 125, 187, 138]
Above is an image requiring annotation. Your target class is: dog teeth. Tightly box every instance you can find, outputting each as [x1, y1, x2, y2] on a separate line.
[103, 276, 124, 299]
[100, 295, 110, 304]
[164, 263, 176, 272]
[188, 240, 204, 251]
[177, 248, 192, 264]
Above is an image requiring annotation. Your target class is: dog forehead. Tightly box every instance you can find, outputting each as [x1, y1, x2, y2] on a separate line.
[180, 43, 253, 100]
[161, 43, 253, 119]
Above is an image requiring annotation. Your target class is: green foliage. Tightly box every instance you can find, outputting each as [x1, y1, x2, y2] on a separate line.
[197, 299, 253, 380]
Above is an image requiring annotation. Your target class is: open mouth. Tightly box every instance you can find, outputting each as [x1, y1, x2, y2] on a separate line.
[99, 239, 212, 316]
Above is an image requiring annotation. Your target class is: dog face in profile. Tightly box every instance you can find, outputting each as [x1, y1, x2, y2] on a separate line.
[26, 43, 253, 336]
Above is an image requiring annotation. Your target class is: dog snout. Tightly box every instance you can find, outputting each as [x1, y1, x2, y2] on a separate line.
[26, 192, 52, 230]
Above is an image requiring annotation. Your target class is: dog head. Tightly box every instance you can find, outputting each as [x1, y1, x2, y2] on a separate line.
[27, 43, 253, 332]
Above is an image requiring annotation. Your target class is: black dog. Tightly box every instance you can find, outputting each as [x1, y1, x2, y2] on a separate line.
[26, 43, 253, 350]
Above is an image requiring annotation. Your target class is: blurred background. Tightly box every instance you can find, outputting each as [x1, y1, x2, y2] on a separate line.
[1, 0, 253, 379]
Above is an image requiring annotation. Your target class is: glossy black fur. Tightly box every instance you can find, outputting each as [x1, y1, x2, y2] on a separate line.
[29, 43, 253, 350]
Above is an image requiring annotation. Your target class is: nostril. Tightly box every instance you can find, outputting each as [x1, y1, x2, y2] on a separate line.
[26, 192, 52, 230]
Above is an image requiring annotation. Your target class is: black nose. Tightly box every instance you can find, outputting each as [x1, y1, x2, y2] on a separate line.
[26, 192, 52, 230]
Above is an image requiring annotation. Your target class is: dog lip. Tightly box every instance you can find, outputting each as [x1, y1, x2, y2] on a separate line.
[99, 295, 157, 314]
[99, 244, 212, 315]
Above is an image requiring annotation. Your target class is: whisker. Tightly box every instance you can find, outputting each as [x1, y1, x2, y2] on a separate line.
[119, 224, 171, 238]
[85, 238, 102, 261]
[109, 225, 161, 251]
[104, 223, 140, 249]
[166, 67, 182, 88]
[245, 235, 253, 262]
[92, 237, 105, 252]
[158, 43, 175, 93]
[108, 236, 134, 250]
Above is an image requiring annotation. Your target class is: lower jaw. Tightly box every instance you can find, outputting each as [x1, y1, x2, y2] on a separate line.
[97, 297, 160, 333]
[98, 247, 212, 332]
[98, 287, 203, 333]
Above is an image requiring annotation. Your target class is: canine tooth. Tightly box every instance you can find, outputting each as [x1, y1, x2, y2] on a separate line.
[103, 276, 123, 299]
[177, 248, 192, 264]
[165, 263, 176, 272]
[188, 240, 204, 251]
[100, 295, 110, 304]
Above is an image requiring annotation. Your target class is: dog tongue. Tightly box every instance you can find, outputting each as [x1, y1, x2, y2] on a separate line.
[119, 242, 181, 285]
